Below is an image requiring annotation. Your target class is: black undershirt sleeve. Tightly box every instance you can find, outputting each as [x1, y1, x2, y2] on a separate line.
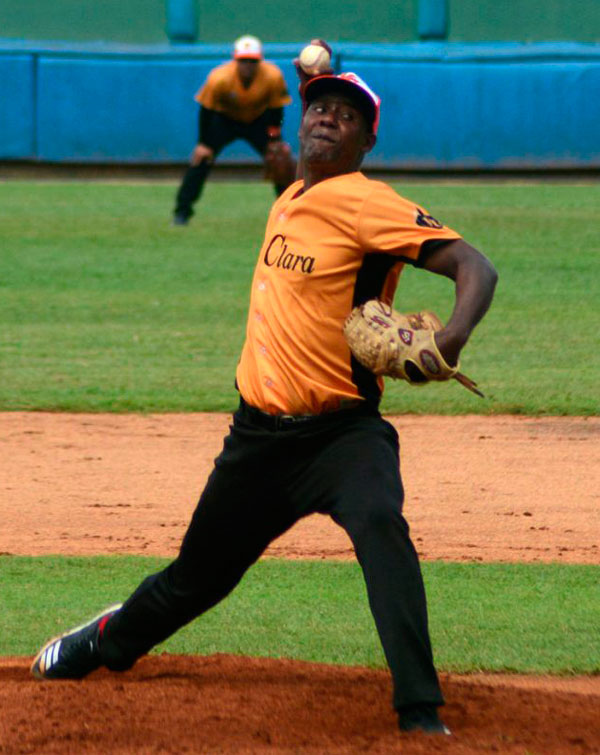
[266, 107, 284, 129]
[198, 105, 216, 144]
[414, 238, 455, 268]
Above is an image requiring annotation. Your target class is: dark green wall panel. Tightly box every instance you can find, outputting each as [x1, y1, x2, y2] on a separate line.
[4, 0, 598, 44]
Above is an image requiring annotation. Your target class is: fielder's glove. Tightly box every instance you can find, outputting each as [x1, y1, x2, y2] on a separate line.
[263, 140, 296, 187]
[343, 299, 483, 396]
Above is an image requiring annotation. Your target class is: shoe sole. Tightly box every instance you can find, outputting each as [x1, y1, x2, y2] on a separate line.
[31, 603, 122, 680]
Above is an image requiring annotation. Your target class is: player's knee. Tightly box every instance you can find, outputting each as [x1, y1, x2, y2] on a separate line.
[347, 497, 406, 544]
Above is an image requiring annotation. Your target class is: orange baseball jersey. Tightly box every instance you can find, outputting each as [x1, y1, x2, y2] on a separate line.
[236, 172, 462, 415]
[195, 60, 292, 123]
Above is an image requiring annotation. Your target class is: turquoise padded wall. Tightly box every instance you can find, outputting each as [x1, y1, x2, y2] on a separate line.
[0, 55, 35, 157]
[2, 41, 599, 170]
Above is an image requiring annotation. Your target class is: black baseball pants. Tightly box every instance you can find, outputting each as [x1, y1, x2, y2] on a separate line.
[174, 112, 286, 220]
[100, 399, 444, 711]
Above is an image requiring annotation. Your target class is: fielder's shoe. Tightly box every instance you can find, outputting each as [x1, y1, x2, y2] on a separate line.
[172, 213, 189, 226]
[398, 704, 451, 735]
[30, 604, 122, 680]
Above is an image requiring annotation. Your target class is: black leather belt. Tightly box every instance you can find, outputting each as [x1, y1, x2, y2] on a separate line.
[237, 397, 367, 431]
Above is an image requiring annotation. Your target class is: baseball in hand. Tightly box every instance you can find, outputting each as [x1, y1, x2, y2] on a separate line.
[299, 44, 331, 75]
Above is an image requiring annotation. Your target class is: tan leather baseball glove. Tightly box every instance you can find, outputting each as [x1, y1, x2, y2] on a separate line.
[343, 299, 483, 396]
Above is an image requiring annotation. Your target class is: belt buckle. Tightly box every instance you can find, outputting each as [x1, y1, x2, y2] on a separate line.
[277, 412, 314, 428]
[278, 413, 298, 429]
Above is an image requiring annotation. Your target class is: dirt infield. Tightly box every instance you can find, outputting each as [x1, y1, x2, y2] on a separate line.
[2, 656, 600, 755]
[1, 412, 599, 753]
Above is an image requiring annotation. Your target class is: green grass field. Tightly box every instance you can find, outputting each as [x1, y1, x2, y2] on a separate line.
[1, 181, 599, 414]
[2, 557, 598, 674]
[1, 180, 598, 675]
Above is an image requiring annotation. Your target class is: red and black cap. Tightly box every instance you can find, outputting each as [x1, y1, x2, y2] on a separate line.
[304, 72, 381, 135]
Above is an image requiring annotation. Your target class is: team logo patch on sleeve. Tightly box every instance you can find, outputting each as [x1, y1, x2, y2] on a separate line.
[415, 207, 443, 229]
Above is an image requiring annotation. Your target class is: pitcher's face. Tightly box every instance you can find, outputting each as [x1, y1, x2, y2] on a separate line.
[300, 93, 375, 172]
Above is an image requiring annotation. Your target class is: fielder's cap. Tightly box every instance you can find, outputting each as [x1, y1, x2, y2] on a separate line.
[304, 72, 381, 135]
[233, 35, 263, 60]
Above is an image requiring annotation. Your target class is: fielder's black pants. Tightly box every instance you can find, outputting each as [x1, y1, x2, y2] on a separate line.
[101, 399, 444, 712]
[174, 112, 286, 220]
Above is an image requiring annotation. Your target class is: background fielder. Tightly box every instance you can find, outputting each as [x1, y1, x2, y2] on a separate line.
[173, 35, 294, 225]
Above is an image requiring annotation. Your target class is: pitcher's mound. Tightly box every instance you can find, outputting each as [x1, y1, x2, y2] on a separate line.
[2, 654, 599, 754]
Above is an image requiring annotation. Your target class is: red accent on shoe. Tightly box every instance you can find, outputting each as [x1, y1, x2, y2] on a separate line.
[97, 613, 113, 637]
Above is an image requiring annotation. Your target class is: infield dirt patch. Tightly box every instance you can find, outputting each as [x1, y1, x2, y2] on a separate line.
[3, 412, 598, 563]
[1, 412, 599, 754]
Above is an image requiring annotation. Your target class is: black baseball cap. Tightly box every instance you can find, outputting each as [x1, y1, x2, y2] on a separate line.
[304, 72, 381, 135]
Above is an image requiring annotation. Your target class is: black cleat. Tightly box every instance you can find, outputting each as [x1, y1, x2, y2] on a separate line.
[398, 704, 451, 735]
[30, 604, 121, 680]
[172, 213, 190, 226]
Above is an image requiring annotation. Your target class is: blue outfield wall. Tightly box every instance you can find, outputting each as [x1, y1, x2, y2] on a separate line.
[0, 54, 35, 158]
[352, 59, 600, 169]
[35, 55, 304, 164]
[1, 40, 599, 169]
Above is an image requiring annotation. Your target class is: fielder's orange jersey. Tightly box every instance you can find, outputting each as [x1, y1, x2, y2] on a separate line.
[195, 60, 292, 123]
[236, 172, 461, 415]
